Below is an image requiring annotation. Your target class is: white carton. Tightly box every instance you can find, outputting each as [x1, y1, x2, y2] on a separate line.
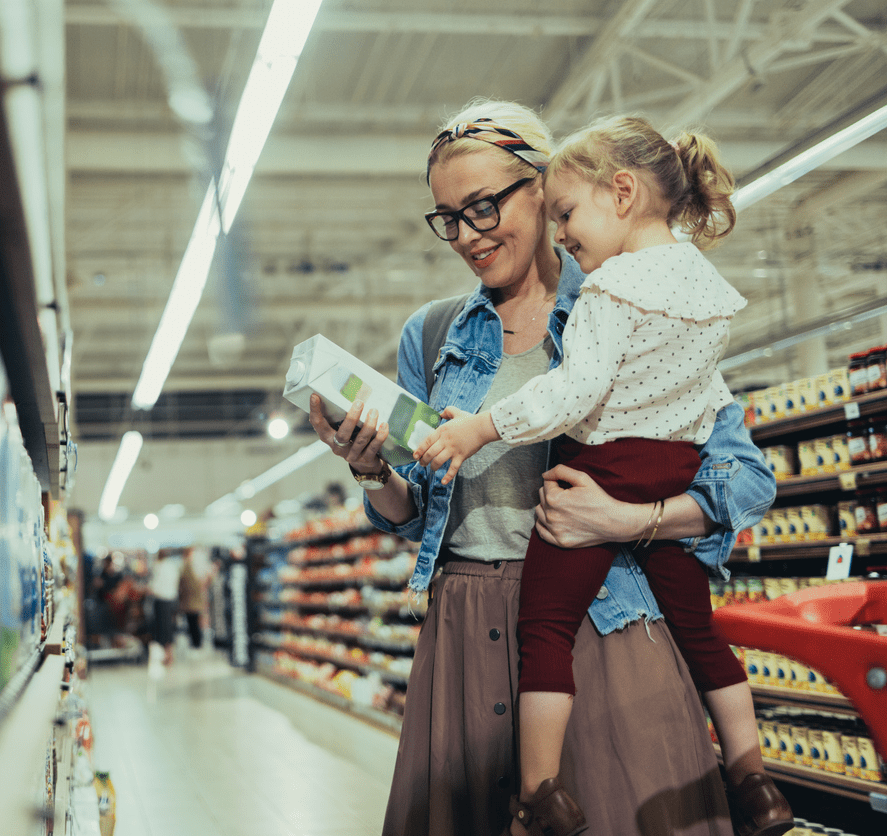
[283, 334, 442, 467]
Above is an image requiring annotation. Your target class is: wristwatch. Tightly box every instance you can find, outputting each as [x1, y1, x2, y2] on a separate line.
[349, 462, 392, 490]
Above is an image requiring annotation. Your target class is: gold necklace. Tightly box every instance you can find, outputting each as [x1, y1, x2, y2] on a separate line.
[502, 292, 557, 335]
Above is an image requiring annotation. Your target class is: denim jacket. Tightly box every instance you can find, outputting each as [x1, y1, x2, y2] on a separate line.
[364, 249, 776, 635]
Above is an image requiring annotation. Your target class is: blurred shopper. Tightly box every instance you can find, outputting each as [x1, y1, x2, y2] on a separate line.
[178, 548, 205, 650]
[149, 549, 182, 665]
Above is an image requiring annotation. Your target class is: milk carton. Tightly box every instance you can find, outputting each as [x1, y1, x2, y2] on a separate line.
[284, 335, 442, 467]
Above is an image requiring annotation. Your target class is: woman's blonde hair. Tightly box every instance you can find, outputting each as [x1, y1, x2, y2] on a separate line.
[548, 115, 736, 249]
[427, 98, 554, 181]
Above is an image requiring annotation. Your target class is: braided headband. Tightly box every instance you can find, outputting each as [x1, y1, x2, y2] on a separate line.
[426, 118, 549, 183]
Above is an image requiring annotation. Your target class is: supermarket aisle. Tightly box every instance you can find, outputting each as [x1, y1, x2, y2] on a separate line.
[86, 648, 399, 836]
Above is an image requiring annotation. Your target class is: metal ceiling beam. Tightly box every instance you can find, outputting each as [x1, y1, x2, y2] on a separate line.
[665, 0, 852, 127]
[63, 4, 861, 45]
[64, 129, 887, 175]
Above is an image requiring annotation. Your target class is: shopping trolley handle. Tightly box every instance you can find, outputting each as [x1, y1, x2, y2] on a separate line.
[713, 581, 887, 760]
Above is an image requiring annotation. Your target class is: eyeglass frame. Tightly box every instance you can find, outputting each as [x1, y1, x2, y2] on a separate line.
[424, 176, 535, 241]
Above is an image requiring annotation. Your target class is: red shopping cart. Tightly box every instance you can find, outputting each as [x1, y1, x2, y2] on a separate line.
[712, 580, 887, 761]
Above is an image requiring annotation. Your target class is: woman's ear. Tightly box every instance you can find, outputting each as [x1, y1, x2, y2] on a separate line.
[612, 170, 637, 216]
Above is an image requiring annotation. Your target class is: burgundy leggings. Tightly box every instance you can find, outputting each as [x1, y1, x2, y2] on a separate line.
[518, 436, 747, 696]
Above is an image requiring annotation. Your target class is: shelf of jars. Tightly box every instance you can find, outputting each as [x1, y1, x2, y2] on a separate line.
[731, 533, 887, 563]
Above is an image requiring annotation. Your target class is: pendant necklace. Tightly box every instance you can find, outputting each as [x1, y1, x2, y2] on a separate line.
[503, 292, 557, 335]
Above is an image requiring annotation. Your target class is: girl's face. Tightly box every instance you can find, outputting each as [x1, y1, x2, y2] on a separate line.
[544, 170, 626, 274]
[428, 152, 548, 292]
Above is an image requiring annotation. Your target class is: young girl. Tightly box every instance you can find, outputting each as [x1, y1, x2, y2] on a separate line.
[414, 115, 793, 836]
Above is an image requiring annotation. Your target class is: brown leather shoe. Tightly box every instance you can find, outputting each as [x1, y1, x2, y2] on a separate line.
[726, 772, 794, 836]
[508, 776, 588, 836]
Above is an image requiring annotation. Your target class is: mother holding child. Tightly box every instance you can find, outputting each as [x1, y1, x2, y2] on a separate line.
[309, 98, 791, 836]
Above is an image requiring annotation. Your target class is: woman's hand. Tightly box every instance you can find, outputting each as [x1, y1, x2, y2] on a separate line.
[534, 464, 651, 548]
[413, 407, 499, 485]
[308, 393, 389, 474]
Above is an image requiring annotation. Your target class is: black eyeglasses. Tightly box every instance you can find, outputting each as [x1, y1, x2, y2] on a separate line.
[425, 177, 534, 241]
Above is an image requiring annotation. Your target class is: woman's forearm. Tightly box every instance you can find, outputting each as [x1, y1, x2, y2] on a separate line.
[363, 470, 417, 526]
[645, 493, 717, 542]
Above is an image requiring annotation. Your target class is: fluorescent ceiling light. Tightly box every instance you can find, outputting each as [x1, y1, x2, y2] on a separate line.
[98, 431, 144, 521]
[732, 98, 887, 213]
[205, 439, 330, 515]
[130, 0, 323, 410]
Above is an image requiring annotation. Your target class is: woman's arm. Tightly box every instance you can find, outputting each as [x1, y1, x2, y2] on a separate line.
[533, 464, 715, 548]
[308, 394, 416, 525]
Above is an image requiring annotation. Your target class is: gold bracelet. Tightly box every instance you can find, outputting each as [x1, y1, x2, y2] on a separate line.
[634, 500, 660, 550]
[642, 500, 666, 548]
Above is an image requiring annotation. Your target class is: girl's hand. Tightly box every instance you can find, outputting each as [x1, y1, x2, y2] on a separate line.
[412, 407, 499, 485]
[308, 393, 390, 474]
[534, 464, 650, 548]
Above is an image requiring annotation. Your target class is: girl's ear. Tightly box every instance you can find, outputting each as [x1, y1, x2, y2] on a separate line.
[612, 169, 637, 216]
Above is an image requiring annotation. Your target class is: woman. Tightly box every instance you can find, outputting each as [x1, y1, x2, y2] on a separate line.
[308, 99, 776, 836]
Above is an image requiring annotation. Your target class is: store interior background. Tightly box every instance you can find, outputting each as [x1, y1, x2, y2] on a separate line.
[16, 0, 887, 554]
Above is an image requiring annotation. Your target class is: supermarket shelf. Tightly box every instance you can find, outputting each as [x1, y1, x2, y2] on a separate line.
[0, 102, 60, 495]
[276, 574, 411, 589]
[749, 390, 887, 443]
[0, 654, 65, 835]
[256, 662, 403, 735]
[731, 533, 887, 562]
[255, 638, 410, 685]
[769, 461, 887, 499]
[254, 525, 377, 553]
[260, 622, 416, 654]
[713, 744, 886, 806]
[748, 684, 858, 716]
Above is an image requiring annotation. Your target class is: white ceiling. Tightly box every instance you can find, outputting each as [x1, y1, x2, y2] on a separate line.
[60, 0, 887, 521]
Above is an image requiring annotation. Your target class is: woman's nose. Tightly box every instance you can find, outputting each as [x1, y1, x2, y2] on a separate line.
[456, 219, 481, 246]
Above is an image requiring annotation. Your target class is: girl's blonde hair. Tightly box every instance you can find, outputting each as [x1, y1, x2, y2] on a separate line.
[427, 98, 554, 181]
[548, 115, 736, 249]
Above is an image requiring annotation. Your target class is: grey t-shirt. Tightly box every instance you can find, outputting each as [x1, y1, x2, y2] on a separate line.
[443, 337, 554, 562]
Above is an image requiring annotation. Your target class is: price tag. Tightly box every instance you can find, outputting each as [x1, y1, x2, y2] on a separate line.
[746, 546, 761, 563]
[826, 543, 854, 580]
[844, 401, 861, 420]
[838, 471, 858, 491]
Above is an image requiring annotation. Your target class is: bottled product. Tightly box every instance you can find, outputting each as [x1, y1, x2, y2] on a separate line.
[848, 351, 869, 396]
[846, 420, 870, 466]
[866, 345, 886, 391]
[868, 417, 887, 462]
[854, 490, 879, 535]
[877, 488, 887, 533]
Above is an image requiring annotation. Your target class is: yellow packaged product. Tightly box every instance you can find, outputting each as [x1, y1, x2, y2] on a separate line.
[744, 649, 764, 685]
[766, 385, 786, 421]
[782, 380, 801, 415]
[785, 508, 804, 542]
[813, 437, 835, 474]
[830, 434, 851, 471]
[801, 505, 831, 540]
[815, 373, 833, 408]
[792, 725, 813, 767]
[759, 652, 777, 686]
[789, 658, 811, 691]
[820, 729, 844, 774]
[760, 720, 779, 759]
[807, 728, 825, 769]
[763, 577, 783, 600]
[779, 577, 799, 596]
[769, 510, 790, 543]
[94, 771, 117, 836]
[829, 366, 851, 402]
[776, 723, 795, 763]
[797, 376, 816, 412]
[773, 654, 792, 688]
[757, 513, 775, 545]
[753, 388, 770, 423]
[840, 735, 860, 778]
[856, 736, 882, 782]
[797, 440, 819, 476]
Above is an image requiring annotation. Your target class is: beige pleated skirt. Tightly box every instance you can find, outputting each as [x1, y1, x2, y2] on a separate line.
[382, 558, 733, 836]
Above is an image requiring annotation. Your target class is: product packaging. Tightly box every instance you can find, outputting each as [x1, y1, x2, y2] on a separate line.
[283, 334, 442, 467]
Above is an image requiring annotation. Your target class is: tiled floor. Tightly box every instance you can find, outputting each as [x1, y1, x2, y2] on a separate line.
[86, 645, 399, 836]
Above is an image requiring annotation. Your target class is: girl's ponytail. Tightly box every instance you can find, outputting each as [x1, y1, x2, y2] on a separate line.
[671, 132, 736, 249]
[547, 116, 737, 250]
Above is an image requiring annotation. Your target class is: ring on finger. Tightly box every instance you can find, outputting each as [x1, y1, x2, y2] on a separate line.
[332, 436, 351, 448]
